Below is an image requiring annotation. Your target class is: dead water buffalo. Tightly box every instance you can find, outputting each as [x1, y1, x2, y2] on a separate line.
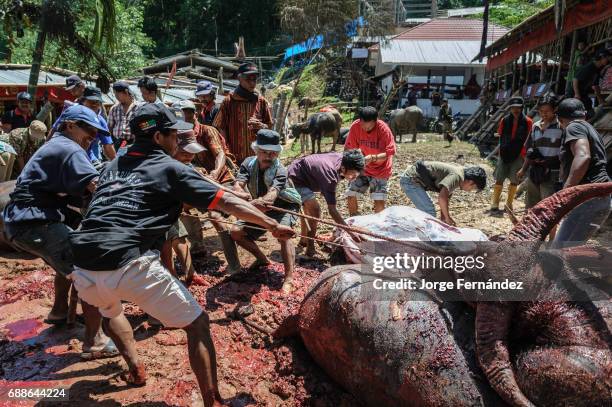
[285, 183, 612, 406]
[292, 110, 342, 154]
[389, 106, 424, 143]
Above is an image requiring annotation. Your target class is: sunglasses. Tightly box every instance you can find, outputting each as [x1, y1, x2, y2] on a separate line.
[243, 74, 258, 82]
[76, 121, 98, 135]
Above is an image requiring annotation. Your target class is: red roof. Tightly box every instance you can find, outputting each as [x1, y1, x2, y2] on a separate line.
[393, 18, 508, 42]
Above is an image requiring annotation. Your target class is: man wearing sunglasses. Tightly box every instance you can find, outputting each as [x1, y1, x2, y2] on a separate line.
[3, 104, 118, 357]
[213, 62, 272, 163]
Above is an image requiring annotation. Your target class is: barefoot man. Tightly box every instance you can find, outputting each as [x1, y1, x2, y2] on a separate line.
[230, 129, 302, 293]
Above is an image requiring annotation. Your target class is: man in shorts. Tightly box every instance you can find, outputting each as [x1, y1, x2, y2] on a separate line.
[230, 129, 302, 293]
[69, 104, 295, 406]
[490, 97, 533, 214]
[287, 149, 365, 257]
[344, 106, 396, 215]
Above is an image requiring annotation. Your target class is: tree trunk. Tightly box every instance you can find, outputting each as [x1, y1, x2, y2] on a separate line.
[27, 30, 47, 100]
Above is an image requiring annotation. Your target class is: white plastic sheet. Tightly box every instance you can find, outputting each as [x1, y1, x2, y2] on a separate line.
[336, 206, 489, 264]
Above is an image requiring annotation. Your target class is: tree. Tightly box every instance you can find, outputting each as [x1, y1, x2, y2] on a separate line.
[140, 0, 281, 57]
[484, 0, 554, 28]
[1, 0, 126, 95]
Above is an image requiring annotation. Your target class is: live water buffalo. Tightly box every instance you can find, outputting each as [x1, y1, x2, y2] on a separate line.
[292, 110, 342, 154]
[388, 106, 424, 143]
[279, 183, 612, 406]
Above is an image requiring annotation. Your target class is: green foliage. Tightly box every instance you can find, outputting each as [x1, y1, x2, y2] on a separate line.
[0, 0, 153, 77]
[141, 0, 282, 57]
[482, 0, 554, 28]
[294, 63, 325, 99]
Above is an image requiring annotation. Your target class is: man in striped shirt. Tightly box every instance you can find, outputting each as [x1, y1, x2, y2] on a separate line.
[517, 95, 563, 214]
[108, 81, 137, 150]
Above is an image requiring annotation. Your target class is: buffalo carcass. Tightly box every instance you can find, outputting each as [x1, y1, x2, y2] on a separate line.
[388, 106, 424, 143]
[291, 184, 612, 407]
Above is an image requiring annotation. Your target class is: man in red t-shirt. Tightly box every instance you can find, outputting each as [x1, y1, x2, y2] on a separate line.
[344, 106, 397, 215]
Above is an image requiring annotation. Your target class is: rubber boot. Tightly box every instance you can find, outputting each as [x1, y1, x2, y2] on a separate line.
[506, 184, 518, 211]
[490, 184, 503, 211]
[219, 231, 241, 274]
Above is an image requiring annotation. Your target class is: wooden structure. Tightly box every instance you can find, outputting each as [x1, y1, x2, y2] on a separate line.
[462, 0, 612, 143]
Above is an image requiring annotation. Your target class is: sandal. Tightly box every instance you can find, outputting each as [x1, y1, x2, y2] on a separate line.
[81, 340, 119, 360]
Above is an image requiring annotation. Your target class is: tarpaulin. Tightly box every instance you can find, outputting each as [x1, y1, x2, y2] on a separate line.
[487, 0, 612, 71]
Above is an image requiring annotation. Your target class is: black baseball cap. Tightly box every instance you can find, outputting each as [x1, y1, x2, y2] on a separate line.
[138, 76, 158, 91]
[130, 103, 193, 137]
[83, 86, 103, 102]
[65, 75, 83, 90]
[237, 63, 258, 76]
[557, 98, 587, 119]
[17, 91, 33, 102]
[595, 49, 610, 59]
[508, 97, 524, 107]
[112, 80, 131, 92]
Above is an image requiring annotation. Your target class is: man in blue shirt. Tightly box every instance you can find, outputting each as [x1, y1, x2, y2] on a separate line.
[3, 104, 117, 358]
[50, 87, 116, 168]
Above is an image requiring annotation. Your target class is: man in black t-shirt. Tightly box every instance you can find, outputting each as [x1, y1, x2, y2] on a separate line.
[70, 104, 295, 405]
[554, 98, 611, 245]
[572, 50, 609, 117]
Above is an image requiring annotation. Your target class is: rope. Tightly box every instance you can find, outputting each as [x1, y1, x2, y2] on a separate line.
[262, 204, 430, 248]
[181, 212, 382, 257]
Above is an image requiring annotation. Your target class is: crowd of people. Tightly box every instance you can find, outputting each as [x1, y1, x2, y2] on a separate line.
[0, 57, 610, 406]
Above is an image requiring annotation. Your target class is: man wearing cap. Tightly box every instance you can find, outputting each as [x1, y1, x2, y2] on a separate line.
[195, 80, 219, 126]
[490, 97, 533, 214]
[213, 62, 272, 163]
[0, 120, 47, 178]
[65, 74, 86, 101]
[554, 98, 611, 245]
[572, 49, 610, 117]
[2, 104, 117, 357]
[2, 92, 34, 133]
[230, 129, 301, 293]
[108, 81, 137, 150]
[51, 86, 116, 166]
[138, 76, 162, 105]
[161, 130, 207, 282]
[69, 104, 295, 403]
[180, 100, 240, 266]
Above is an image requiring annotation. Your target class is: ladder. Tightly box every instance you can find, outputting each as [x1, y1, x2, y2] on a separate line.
[470, 91, 520, 144]
[455, 101, 488, 139]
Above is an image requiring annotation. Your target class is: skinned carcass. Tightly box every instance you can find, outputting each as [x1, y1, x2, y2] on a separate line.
[287, 184, 612, 406]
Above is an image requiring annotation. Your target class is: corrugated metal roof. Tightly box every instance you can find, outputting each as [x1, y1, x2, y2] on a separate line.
[394, 18, 508, 42]
[379, 40, 488, 66]
[0, 68, 68, 85]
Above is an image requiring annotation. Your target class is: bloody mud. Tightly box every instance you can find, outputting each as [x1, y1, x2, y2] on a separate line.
[0, 241, 357, 406]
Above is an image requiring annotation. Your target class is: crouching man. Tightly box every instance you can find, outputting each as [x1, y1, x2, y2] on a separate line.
[2, 105, 116, 357]
[400, 161, 487, 226]
[287, 149, 365, 257]
[69, 104, 295, 407]
[230, 129, 302, 293]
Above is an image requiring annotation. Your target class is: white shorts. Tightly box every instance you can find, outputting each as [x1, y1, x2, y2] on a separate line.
[71, 251, 202, 328]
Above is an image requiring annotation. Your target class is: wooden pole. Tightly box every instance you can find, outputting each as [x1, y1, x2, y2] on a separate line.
[555, 36, 566, 93]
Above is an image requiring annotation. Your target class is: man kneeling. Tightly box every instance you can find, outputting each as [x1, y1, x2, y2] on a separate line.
[400, 161, 486, 226]
[69, 104, 294, 407]
[230, 130, 302, 293]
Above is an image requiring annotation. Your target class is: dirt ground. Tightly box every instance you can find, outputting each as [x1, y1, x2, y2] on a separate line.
[1, 136, 610, 406]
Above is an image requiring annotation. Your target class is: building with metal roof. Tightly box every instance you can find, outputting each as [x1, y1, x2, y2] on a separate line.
[369, 18, 508, 117]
